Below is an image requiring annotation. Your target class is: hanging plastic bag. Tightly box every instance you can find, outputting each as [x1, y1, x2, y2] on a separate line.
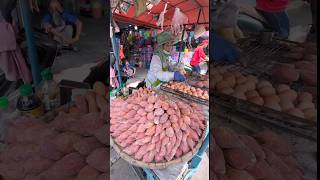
[135, 0, 148, 17]
[171, 8, 188, 35]
[111, 0, 120, 8]
[112, 19, 120, 33]
[194, 24, 206, 39]
[150, 0, 160, 5]
[173, 31, 188, 44]
[156, 3, 167, 30]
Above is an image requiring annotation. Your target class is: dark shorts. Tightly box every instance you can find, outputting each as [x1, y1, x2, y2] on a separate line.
[191, 65, 201, 74]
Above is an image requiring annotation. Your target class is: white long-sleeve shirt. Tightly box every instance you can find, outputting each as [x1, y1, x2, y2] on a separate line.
[145, 55, 174, 88]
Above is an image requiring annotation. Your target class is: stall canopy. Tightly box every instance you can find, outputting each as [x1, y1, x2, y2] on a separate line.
[113, 0, 209, 29]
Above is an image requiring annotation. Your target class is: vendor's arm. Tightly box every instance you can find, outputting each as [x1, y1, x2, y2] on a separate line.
[151, 55, 174, 82]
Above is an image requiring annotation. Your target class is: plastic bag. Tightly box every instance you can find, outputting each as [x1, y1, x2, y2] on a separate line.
[288, 25, 311, 43]
[111, 0, 119, 8]
[156, 3, 167, 30]
[112, 19, 120, 33]
[194, 24, 206, 39]
[150, 0, 160, 5]
[171, 8, 188, 35]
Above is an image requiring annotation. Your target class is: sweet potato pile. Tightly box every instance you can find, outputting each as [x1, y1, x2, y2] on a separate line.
[274, 43, 317, 98]
[71, 82, 108, 118]
[211, 67, 317, 122]
[211, 127, 304, 180]
[163, 82, 209, 100]
[110, 88, 206, 163]
[0, 82, 108, 180]
[271, 61, 317, 87]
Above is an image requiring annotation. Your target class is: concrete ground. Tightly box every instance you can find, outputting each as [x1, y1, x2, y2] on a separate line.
[51, 16, 107, 73]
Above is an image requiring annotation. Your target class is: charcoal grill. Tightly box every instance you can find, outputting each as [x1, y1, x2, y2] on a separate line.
[210, 37, 317, 141]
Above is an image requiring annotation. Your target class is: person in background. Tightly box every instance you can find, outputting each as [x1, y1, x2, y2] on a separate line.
[119, 44, 125, 64]
[141, 44, 153, 69]
[215, 0, 244, 44]
[190, 40, 209, 75]
[256, 0, 290, 39]
[146, 32, 186, 89]
[211, 33, 240, 64]
[42, 0, 82, 50]
[122, 60, 136, 78]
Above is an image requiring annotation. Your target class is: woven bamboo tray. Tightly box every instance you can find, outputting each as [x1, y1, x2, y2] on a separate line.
[110, 119, 208, 170]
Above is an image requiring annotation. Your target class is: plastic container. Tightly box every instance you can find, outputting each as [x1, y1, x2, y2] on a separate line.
[37, 69, 60, 111]
[17, 84, 44, 118]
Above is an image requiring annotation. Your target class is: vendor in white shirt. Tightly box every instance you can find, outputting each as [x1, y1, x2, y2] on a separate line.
[146, 32, 186, 88]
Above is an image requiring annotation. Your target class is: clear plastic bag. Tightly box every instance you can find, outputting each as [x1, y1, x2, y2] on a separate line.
[150, 0, 161, 5]
[156, 3, 167, 30]
[194, 24, 206, 39]
[171, 8, 188, 35]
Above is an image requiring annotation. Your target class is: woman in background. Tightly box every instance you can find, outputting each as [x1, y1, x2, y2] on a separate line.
[256, 0, 290, 39]
[190, 40, 209, 75]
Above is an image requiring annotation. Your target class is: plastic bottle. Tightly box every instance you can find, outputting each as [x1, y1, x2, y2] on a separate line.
[37, 68, 60, 111]
[0, 96, 17, 141]
[16, 84, 44, 118]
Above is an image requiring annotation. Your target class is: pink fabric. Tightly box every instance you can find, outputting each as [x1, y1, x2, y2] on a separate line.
[0, 22, 16, 52]
[0, 21, 32, 83]
[190, 46, 206, 66]
[256, 0, 289, 12]
[110, 67, 119, 88]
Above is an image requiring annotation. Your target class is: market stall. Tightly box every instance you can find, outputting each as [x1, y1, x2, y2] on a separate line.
[110, 1, 209, 179]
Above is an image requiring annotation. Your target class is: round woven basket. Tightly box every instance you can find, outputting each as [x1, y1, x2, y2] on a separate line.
[110, 121, 208, 170]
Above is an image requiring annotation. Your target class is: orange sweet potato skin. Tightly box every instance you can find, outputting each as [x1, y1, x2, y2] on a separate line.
[212, 142, 226, 174]
[224, 148, 256, 170]
[86, 148, 108, 172]
[38, 152, 86, 180]
[213, 127, 244, 149]
[75, 165, 100, 180]
[73, 137, 104, 156]
[75, 95, 88, 114]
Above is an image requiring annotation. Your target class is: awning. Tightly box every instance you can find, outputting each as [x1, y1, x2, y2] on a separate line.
[113, 0, 209, 29]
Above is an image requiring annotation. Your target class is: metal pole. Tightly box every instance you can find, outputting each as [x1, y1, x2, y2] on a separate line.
[111, 12, 122, 87]
[20, 0, 41, 85]
[112, 36, 122, 87]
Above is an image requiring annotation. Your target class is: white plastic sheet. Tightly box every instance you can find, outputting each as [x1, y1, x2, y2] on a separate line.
[171, 8, 188, 35]
[194, 24, 206, 39]
[156, 3, 168, 30]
